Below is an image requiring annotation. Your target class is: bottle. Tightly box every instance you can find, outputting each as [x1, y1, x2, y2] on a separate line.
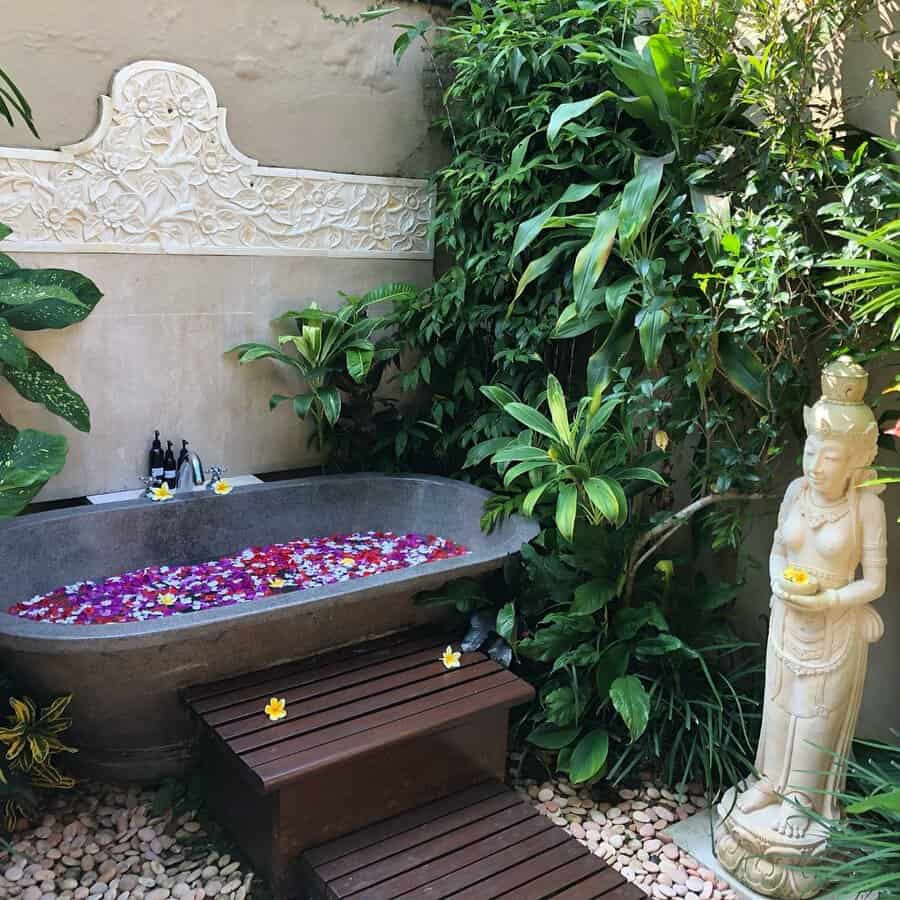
[149, 431, 164, 484]
[177, 440, 190, 472]
[163, 441, 177, 489]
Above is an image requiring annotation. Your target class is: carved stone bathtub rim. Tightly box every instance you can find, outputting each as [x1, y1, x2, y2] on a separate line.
[0, 474, 538, 781]
[0, 59, 434, 259]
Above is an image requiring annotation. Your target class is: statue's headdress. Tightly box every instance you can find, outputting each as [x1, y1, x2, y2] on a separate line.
[803, 356, 879, 474]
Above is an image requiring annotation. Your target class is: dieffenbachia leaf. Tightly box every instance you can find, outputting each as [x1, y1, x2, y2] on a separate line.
[0, 268, 102, 330]
[2, 349, 90, 432]
[0, 417, 68, 518]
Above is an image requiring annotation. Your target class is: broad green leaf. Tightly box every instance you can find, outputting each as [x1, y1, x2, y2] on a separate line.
[552, 304, 610, 339]
[316, 386, 341, 425]
[527, 723, 580, 750]
[595, 644, 630, 699]
[0, 252, 18, 274]
[610, 675, 650, 742]
[346, 346, 374, 383]
[523, 480, 553, 515]
[513, 241, 579, 305]
[583, 476, 624, 525]
[0, 224, 10, 241]
[504, 458, 552, 486]
[547, 92, 617, 144]
[227, 342, 304, 371]
[555, 482, 578, 540]
[615, 602, 669, 639]
[615, 466, 666, 486]
[637, 301, 670, 368]
[544, 686, 577, 726]
[496, 602, 516, 645]
[605, 276, 636, 317]
[269, 393, 290, 410]
[716, 332, 767, 407]
[503, 402, 559, 442]
[481, 384, 519, 409]
[618, 155, 669, 256]
[573, 210, 619, 315]
[586, 306, 636, 392]
[463, 437, 512, 469]
[572, 578, 616, 614]
[545, 374, 571, 449]
[491, 445, 547, 464]
[0, 420, 68, 518]
[846, 788, 900, 815]
[293, 393, 315, 418]
[511, 183, 599, 261]
[635, 634, 684, 656]
[569, 728, 610, 784]
[0, 318, 27, 368]
[3, 350, 90, 432]
[0, 268, 102, 330]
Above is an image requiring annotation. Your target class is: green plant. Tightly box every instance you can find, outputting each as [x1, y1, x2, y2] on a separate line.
[0, 226, 103, 517]
[799, 737, 900, 899]
[0, 680, 76, 831]
[226, 285, 411, 455]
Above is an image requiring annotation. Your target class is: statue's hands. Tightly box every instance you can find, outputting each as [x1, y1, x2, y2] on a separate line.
[772, 584, 840, 610]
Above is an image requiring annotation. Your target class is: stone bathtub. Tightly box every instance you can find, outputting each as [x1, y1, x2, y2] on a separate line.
[0, 474, 537, 782]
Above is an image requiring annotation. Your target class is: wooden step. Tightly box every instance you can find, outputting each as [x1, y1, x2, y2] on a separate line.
[300, 781, 644, 900]
[182, 629, 535, 896]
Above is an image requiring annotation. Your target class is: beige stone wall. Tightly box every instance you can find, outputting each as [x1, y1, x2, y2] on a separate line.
[0, 1, 440, 499]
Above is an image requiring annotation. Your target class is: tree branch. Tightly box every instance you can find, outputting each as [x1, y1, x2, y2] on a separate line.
[624, 491, 772, 602]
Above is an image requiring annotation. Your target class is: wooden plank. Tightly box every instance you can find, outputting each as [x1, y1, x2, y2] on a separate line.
[231, 660, 504, 756]
[447, 840, 587, 900]
[218, 654, 489, 741]
[204, 644, 454, 726]
[186, 632, 441, 711]
[302, 781, 506, 868]
[493, 854, 609, 900]
[318, 790, 523, 881]
[551, 871, 641, 900]
[356, 816, 561, 900]
[252, 677, 530, 790]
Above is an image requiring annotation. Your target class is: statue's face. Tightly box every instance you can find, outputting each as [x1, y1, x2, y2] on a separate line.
[803, 435, 853, 500]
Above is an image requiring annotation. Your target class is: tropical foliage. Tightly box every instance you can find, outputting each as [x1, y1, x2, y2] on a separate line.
[0, 73, 103, 518]
[0, 674, 76, 832]
[226, 284, 415, 455]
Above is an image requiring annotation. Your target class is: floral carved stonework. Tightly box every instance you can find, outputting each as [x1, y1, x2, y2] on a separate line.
[0, 60, 434, 259]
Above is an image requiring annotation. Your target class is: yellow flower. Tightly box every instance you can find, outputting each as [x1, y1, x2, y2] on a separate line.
[654, 430, 670, 452]
[783, 566, 809, 585]
[441, 645, 461, 669]
[158, 593, 177, 606]
[269, 577, 286, 589]
[340, 557, 355, 567]
[150, 483, 174, 502]
[212, 479, 233, 496]
[264, 698, 287, 721]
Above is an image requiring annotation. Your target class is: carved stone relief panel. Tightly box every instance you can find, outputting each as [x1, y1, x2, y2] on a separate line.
[0, 60, 434, 259]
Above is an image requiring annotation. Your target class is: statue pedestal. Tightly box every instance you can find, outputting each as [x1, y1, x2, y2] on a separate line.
[713, 787, 829, 899]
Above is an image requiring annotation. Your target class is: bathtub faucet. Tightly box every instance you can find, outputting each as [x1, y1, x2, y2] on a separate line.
[176, 443, 205, 490]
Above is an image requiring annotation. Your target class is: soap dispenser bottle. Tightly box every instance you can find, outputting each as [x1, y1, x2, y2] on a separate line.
[163, 441, 178, 489]
[149, 431, 164, 484]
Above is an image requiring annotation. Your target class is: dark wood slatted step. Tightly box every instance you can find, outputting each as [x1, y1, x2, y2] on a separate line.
[181, 630, 535, 897]
[300, 782, 637, 900]
[184, 629, 532, 794]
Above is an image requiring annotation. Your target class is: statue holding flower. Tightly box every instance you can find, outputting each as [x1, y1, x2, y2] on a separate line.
[716, 357, 888, 899]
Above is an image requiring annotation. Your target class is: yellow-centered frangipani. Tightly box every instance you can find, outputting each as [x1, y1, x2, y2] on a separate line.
[264, 698, 287, 721]
[782, 566, 809, 585]
[158, 593, 176, 606]
[212, 479, 233, 495]
[150, 483, 174, 502]
[441, 645, 461, 669]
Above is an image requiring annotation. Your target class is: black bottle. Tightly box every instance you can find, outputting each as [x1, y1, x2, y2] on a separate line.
[177, 440, 190, 472]
[149, 431, 164, 483]
[163, 441, 178, 489]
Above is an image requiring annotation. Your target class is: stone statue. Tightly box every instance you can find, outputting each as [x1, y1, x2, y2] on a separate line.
[715, 357, 888, 899]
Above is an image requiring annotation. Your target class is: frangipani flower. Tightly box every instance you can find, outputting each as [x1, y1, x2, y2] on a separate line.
[340, 557, 355, 567]
[264, 698, 287, 721]
[150, 483, 174, 502]
[212, 480, 233, 496]
[269, 577, 287, 589]
[783, 566, 809, 585]
[441, 645, 461, 669]
[158, 593, 177, 606]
